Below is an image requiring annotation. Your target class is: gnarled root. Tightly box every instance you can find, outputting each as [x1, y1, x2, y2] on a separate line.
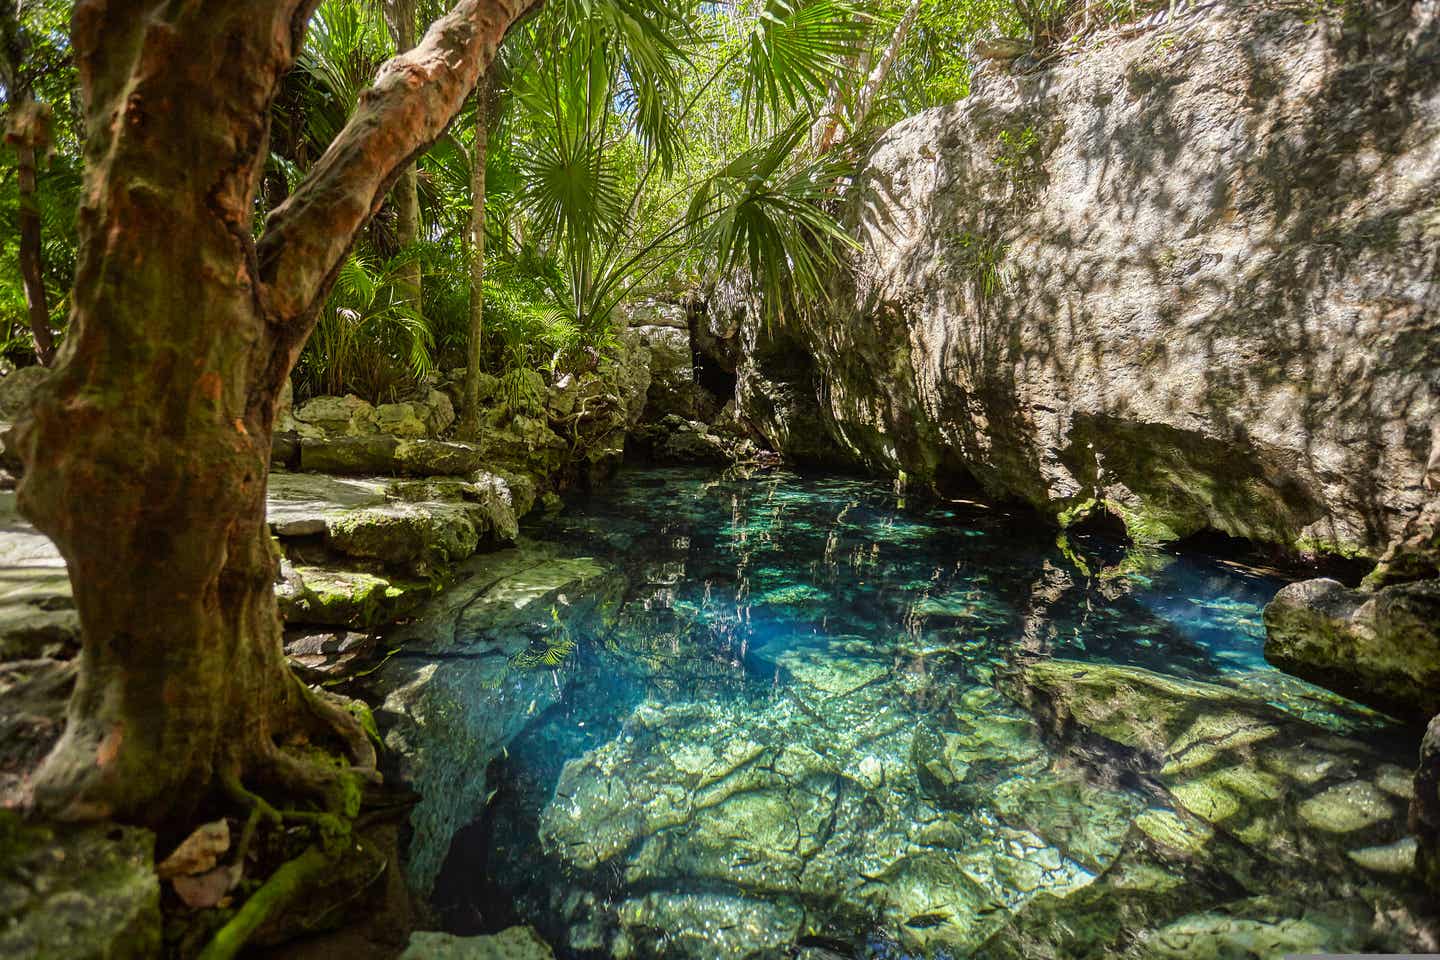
[197, 845, 332, 960]
[197, 676, 388, 959]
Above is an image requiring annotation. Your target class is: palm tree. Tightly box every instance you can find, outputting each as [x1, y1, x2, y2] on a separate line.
[501, 0, 871, 342]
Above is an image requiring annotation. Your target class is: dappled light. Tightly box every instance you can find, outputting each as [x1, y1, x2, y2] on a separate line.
[0, 0, 1436, 957]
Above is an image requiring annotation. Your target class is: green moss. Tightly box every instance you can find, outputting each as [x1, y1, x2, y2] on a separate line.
[1105, 498, 1185, 545]
[345, 699, 382, 746]
[1294, 535, 1374, 563]
[1056, 497, 1099, 528]
[1060, 414, 1325, 552]
[286, 566, 429, 630]
[1135, 808, 1213, 856]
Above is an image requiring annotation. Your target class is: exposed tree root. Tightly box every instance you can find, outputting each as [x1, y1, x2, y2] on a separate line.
[196, 845, 331, 960]
[198, 676, 389, 959]
[288, 674, 379, 774]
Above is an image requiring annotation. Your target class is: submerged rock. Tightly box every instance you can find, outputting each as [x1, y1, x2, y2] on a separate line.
[984, 658, 1431, 956]
[532, 649, 1137, 958]
[366, 541, 625, 895]
[400, 927, 555, 959]
[510, 644, 1424, 958]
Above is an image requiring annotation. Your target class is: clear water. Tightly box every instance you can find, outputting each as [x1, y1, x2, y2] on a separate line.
[435, 468, 1422, 958]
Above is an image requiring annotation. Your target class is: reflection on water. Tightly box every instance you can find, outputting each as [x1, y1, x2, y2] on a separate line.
[435, 468, 1425, 958]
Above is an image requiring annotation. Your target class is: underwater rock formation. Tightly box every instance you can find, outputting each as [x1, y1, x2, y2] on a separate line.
[516, 641, 1426, 958]
[736, 0, 1440, 557]
[365, 541, 625, 895]
[401, 927, 556, 959]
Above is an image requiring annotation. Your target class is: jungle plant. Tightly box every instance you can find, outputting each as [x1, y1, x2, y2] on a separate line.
[294, 250, 437, 402]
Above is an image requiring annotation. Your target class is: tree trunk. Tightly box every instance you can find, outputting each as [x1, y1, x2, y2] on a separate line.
[460, 75, 489, 439]
[386, 0, 424, 317]
[851, 0, 922, 135]
[13, 105, 55, 366]
[812, 0, 922, 155]
[15, 0, 537, 826]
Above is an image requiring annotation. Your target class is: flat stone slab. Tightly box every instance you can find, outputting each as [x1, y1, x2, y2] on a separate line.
[266, 472, 390, 537]
[0, 491, 63, 570]
[0, 495, 76, 660]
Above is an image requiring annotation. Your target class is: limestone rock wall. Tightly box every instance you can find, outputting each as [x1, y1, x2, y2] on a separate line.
[764, 0, 1440, 556]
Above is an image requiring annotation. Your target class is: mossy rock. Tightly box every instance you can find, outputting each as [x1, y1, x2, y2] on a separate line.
[281, 566, 429, 630]
[400, 927, 555, 959]
[0, 813, 161, 960]
[326, 502, 482, 575]
[1264, 576, 1440, 725]
[1010, 659, 1411, 877]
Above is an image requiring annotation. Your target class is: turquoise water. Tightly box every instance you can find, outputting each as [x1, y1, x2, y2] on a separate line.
[436, 468, 1423, 958]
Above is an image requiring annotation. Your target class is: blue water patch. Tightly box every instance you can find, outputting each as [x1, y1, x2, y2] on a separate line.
[432, 467, 1418, 959]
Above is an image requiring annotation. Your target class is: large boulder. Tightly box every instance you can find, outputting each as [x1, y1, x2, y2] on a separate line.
[623, 298, 721, 423]
[267, 470, 525, 580]
[294, 394, 379, 437]
[299, 435, 400, 474]
[610, 329, 654, 427]
[630, 415, 733, 465]
[761, 0, 1440, 556]
[1264, 577, 1440, 724]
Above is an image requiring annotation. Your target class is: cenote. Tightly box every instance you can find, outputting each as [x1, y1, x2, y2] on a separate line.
[424, 467, 1418, 959]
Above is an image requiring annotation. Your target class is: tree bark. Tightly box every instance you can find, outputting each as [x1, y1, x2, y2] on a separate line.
[460, 74, 488, 439]
[14, 0, 538, 826]
[851, 0, 922, 136]
[11, 101, 56, 366]
[811, 0, 922, 155]
[384, 0, 424, 317]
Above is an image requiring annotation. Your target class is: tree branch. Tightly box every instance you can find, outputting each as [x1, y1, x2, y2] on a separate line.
[255, 0, 540, 361]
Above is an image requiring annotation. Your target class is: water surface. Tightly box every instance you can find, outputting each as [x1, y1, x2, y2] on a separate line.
[436, 468, 1421, 958]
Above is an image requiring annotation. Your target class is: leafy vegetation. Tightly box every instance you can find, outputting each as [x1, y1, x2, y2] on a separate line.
[4, 0, 1180, 395]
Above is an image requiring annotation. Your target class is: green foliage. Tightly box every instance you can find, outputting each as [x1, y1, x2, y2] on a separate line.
[741, 0, 870, 130]
[993, 125, 1040, 170]
[511, 607, 578, 669]
[992, 123, 1046, 196]
[690, 118, 858, 312]
[944, 229, 1010, 303]
[0, 0, 82, 359]
[9, 0, 1176, 399]
[294, 251, 436, 401]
